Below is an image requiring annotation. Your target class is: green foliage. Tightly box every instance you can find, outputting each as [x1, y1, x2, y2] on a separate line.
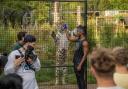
[109, 0, 128, 10]
[87, 73, 96, 84]
[98, 23, 128, 48]
[87, 25, 96, 52]
[0, 28, 17, 53]
[36, 60, 55, 82]
[88, 0, 128, 10]
[99, 23, 115, 47]
[111, 31, 128, 47]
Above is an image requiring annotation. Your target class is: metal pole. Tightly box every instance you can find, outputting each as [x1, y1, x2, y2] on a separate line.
[77, 6, 81, 26]
[53, 1, 59, 25]
[84, 0, 87, 89]
[84, 0, 87, 27]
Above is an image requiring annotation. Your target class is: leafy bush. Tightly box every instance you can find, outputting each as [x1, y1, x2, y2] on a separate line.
[87, 25, 96, 52]
[0, 27, 17, 53]
[99, 23, 115, 47]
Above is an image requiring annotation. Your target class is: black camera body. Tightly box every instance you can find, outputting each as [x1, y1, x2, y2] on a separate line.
[24, 49, 37, 71]
[17, 47, 37, 71]
[25, 49, 37, 63]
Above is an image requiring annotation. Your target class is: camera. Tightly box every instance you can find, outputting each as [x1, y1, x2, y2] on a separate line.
[25, 48, 37, 63]
[24, 49, 37, 71]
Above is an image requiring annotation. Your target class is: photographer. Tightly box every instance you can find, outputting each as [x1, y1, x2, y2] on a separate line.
[4, 35, 41, 89]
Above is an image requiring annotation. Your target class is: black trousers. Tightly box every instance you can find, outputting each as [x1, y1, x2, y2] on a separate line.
[74, 63, 86, 89]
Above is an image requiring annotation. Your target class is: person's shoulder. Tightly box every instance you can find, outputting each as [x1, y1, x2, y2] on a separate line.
[114, 72, 128, 76]
[97, 87, 124, 89]
[13, 42, 21, 50]
[9, 50, 19, 56]
[82, 40, 88, 46]
[116, 86, 125, 89]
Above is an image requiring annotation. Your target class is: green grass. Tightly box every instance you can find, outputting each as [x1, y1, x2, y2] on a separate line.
[36, 60, 55, 82]
[36, 60, 96, 84]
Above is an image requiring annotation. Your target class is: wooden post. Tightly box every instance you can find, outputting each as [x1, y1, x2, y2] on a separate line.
[96, 17, 98, 39]
[53, 1, 59, 26]
[77, 6, 81, 26]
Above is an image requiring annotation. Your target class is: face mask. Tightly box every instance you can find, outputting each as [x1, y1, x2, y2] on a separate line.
[27, 45, 34, 51]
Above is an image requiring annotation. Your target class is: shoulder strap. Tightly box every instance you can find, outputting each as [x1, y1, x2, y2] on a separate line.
[17, 50, 24, 57]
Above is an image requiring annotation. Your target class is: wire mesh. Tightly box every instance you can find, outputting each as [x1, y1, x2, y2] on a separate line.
[0, 0, 128, 89]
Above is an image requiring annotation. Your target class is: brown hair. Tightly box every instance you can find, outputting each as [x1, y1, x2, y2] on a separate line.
[91, 48, 115, 77]
[113, 47, 128, 66]
[17, 31, 27, 41]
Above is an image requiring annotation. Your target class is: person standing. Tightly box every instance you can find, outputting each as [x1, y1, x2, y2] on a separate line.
[113, 47, 128, 89]
[4, 35, 41, 89]
[13, 31, 27, 50]
[66, 25, 88, 89]
[90, 47, 124, 89]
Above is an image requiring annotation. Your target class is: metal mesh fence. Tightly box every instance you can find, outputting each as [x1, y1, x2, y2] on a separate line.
[0, 0, 128, 89]
[0, 0, 87, 89]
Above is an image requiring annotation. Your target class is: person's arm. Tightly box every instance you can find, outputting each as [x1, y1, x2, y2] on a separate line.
[65, 30, 78, 42]
[4, 52, 23, 74]
[27, 56, 41, 72]
[77, 41, 89, 71]
[31, 57, 41, 72]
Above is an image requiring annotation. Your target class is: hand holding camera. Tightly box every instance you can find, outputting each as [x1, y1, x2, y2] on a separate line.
[14, 56, 24, 68]
[16, 45, 37, 66]
[25, 46, 37, 64]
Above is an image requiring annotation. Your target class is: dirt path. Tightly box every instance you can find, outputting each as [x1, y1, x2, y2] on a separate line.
[39, 84, 96, 89]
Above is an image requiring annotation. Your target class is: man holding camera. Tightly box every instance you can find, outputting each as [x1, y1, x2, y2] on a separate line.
[4, 35, 41, 89]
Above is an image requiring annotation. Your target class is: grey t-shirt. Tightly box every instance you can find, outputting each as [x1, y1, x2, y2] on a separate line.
[4, 50, 41, 89]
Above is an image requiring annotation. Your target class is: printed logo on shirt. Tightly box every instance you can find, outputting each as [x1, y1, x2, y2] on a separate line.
[22, 63, 33, 73]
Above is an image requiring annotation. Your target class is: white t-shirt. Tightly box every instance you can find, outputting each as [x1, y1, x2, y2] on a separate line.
[4, 50, 41, 89]
[97, 86, 124, 89]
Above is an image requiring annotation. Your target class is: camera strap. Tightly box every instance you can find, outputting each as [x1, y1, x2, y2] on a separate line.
[17, 49, 24, 58]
